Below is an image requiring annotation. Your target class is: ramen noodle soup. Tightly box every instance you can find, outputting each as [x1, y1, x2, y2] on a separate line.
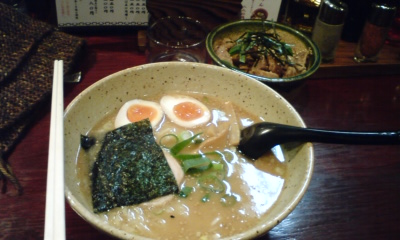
[76, 92, 287, 240]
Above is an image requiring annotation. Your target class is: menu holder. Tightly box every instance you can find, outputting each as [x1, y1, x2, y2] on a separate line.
[55, 0, 149, 30]
[55, 0, 283, 33]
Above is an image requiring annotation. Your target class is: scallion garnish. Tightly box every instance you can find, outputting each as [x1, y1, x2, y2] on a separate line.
[175, 151, 221, 161]
[179, 186, 194, 198]
[173, 151, 224, 173]
[178, 130, 194, 141]
[211, 162, 224, 171]
[159, 132, 237, 205]
[201, 193, 211, 202]
[159, 133, 179, 149]
[198, 174, 225, 193]
[175, 153, 204, 161]
[228, 22, 295, 67]
[182, 157, 211, 172]
[170, 133, 202, 156]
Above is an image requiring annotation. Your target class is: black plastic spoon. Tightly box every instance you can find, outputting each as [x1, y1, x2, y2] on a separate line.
[238, 122, 400, 160]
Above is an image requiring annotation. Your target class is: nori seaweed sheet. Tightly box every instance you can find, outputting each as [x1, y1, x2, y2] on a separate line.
[91, 119, 179, 213]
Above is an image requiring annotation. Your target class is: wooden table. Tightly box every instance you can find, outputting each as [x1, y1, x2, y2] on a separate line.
[0, 32, 399, 240]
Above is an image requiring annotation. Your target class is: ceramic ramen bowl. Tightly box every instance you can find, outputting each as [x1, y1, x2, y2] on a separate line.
[206, 20, 321, 88]
[64, 62, 314, 239]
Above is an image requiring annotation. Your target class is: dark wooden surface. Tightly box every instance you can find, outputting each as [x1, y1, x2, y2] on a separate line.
[0, 31, 399, 240]
[313, 40, 400, 78]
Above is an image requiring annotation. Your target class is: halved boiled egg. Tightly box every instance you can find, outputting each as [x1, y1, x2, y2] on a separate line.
[160, 95, 211, 128]
[115, 99, 164, 128]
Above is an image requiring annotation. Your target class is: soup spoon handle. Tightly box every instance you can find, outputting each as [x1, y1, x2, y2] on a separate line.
[239, 122, 400, 159]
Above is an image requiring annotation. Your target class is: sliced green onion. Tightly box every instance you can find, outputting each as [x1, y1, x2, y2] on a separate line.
[159, 134, 179, 149]
[211, 162, 224, 171]
[182, 157, 211, 173]
[229, 44, 241, 55]
[239, 52, 246, 63]
[178, 130, 194, 141]
[201, 193, 210, 203]
[220, 194, 237, 207]
[170, 133, 202, 156]
[152, 209, 165, 215]
[228, 21, 295, 67]
[175, 151, 221, 161]
[284, 43, 294, 56]
[198, 174, 225, 193]
[210, 169, 226, 181]
[175, 153, 204, 161]
[179, 186, 194, 198]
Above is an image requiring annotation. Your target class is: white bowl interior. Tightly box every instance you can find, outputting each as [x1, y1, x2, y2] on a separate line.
[64, 62, 314, 239]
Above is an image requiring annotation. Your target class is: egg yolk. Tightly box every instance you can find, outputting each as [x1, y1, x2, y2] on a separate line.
[127, 105, 158, 123]
[173, 102, 204, 121]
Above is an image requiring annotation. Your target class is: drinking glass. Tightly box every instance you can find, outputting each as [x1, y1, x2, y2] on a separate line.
[147, 16, 208, 63]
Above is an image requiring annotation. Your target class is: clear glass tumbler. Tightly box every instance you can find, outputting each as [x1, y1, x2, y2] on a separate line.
[147, 16, 208, 63]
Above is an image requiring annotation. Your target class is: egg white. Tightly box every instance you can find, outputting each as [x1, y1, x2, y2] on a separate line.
[114, 99, 164, 129]
[160, 95, 211, 128]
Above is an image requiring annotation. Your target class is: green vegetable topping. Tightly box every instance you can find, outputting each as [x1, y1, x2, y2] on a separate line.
[181, 157, 211, 173]
[201, 193, 211, 203]
[160, 131, 237, 206]
[173, 152, 223, 173]
[211, 162, 224, 171]
[170, 133, 202, 155]
[228, 21, 295, 67]
[159, 134, 179, 149]
[179, 186, 194, 198]
[198, 174, 225, 193]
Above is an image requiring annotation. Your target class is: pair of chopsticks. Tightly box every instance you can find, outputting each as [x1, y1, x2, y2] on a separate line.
[44, 60, 66, 240]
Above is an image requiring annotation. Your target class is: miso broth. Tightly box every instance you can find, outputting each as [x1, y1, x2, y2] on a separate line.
[76, 92, 287, 239]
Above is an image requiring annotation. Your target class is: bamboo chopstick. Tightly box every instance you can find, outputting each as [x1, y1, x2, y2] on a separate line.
[44, 60, 66, 240]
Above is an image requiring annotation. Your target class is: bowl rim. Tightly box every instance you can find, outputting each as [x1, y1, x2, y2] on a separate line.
[206, 19, 321, 84]
[64, 62, 315, 240]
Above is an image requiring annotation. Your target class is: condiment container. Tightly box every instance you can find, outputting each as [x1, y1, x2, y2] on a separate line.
[311, 0, 348, 62]
[354, 3, 397, 63]
[287, 0, 321, 34]
[340, 0, 370, 43]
